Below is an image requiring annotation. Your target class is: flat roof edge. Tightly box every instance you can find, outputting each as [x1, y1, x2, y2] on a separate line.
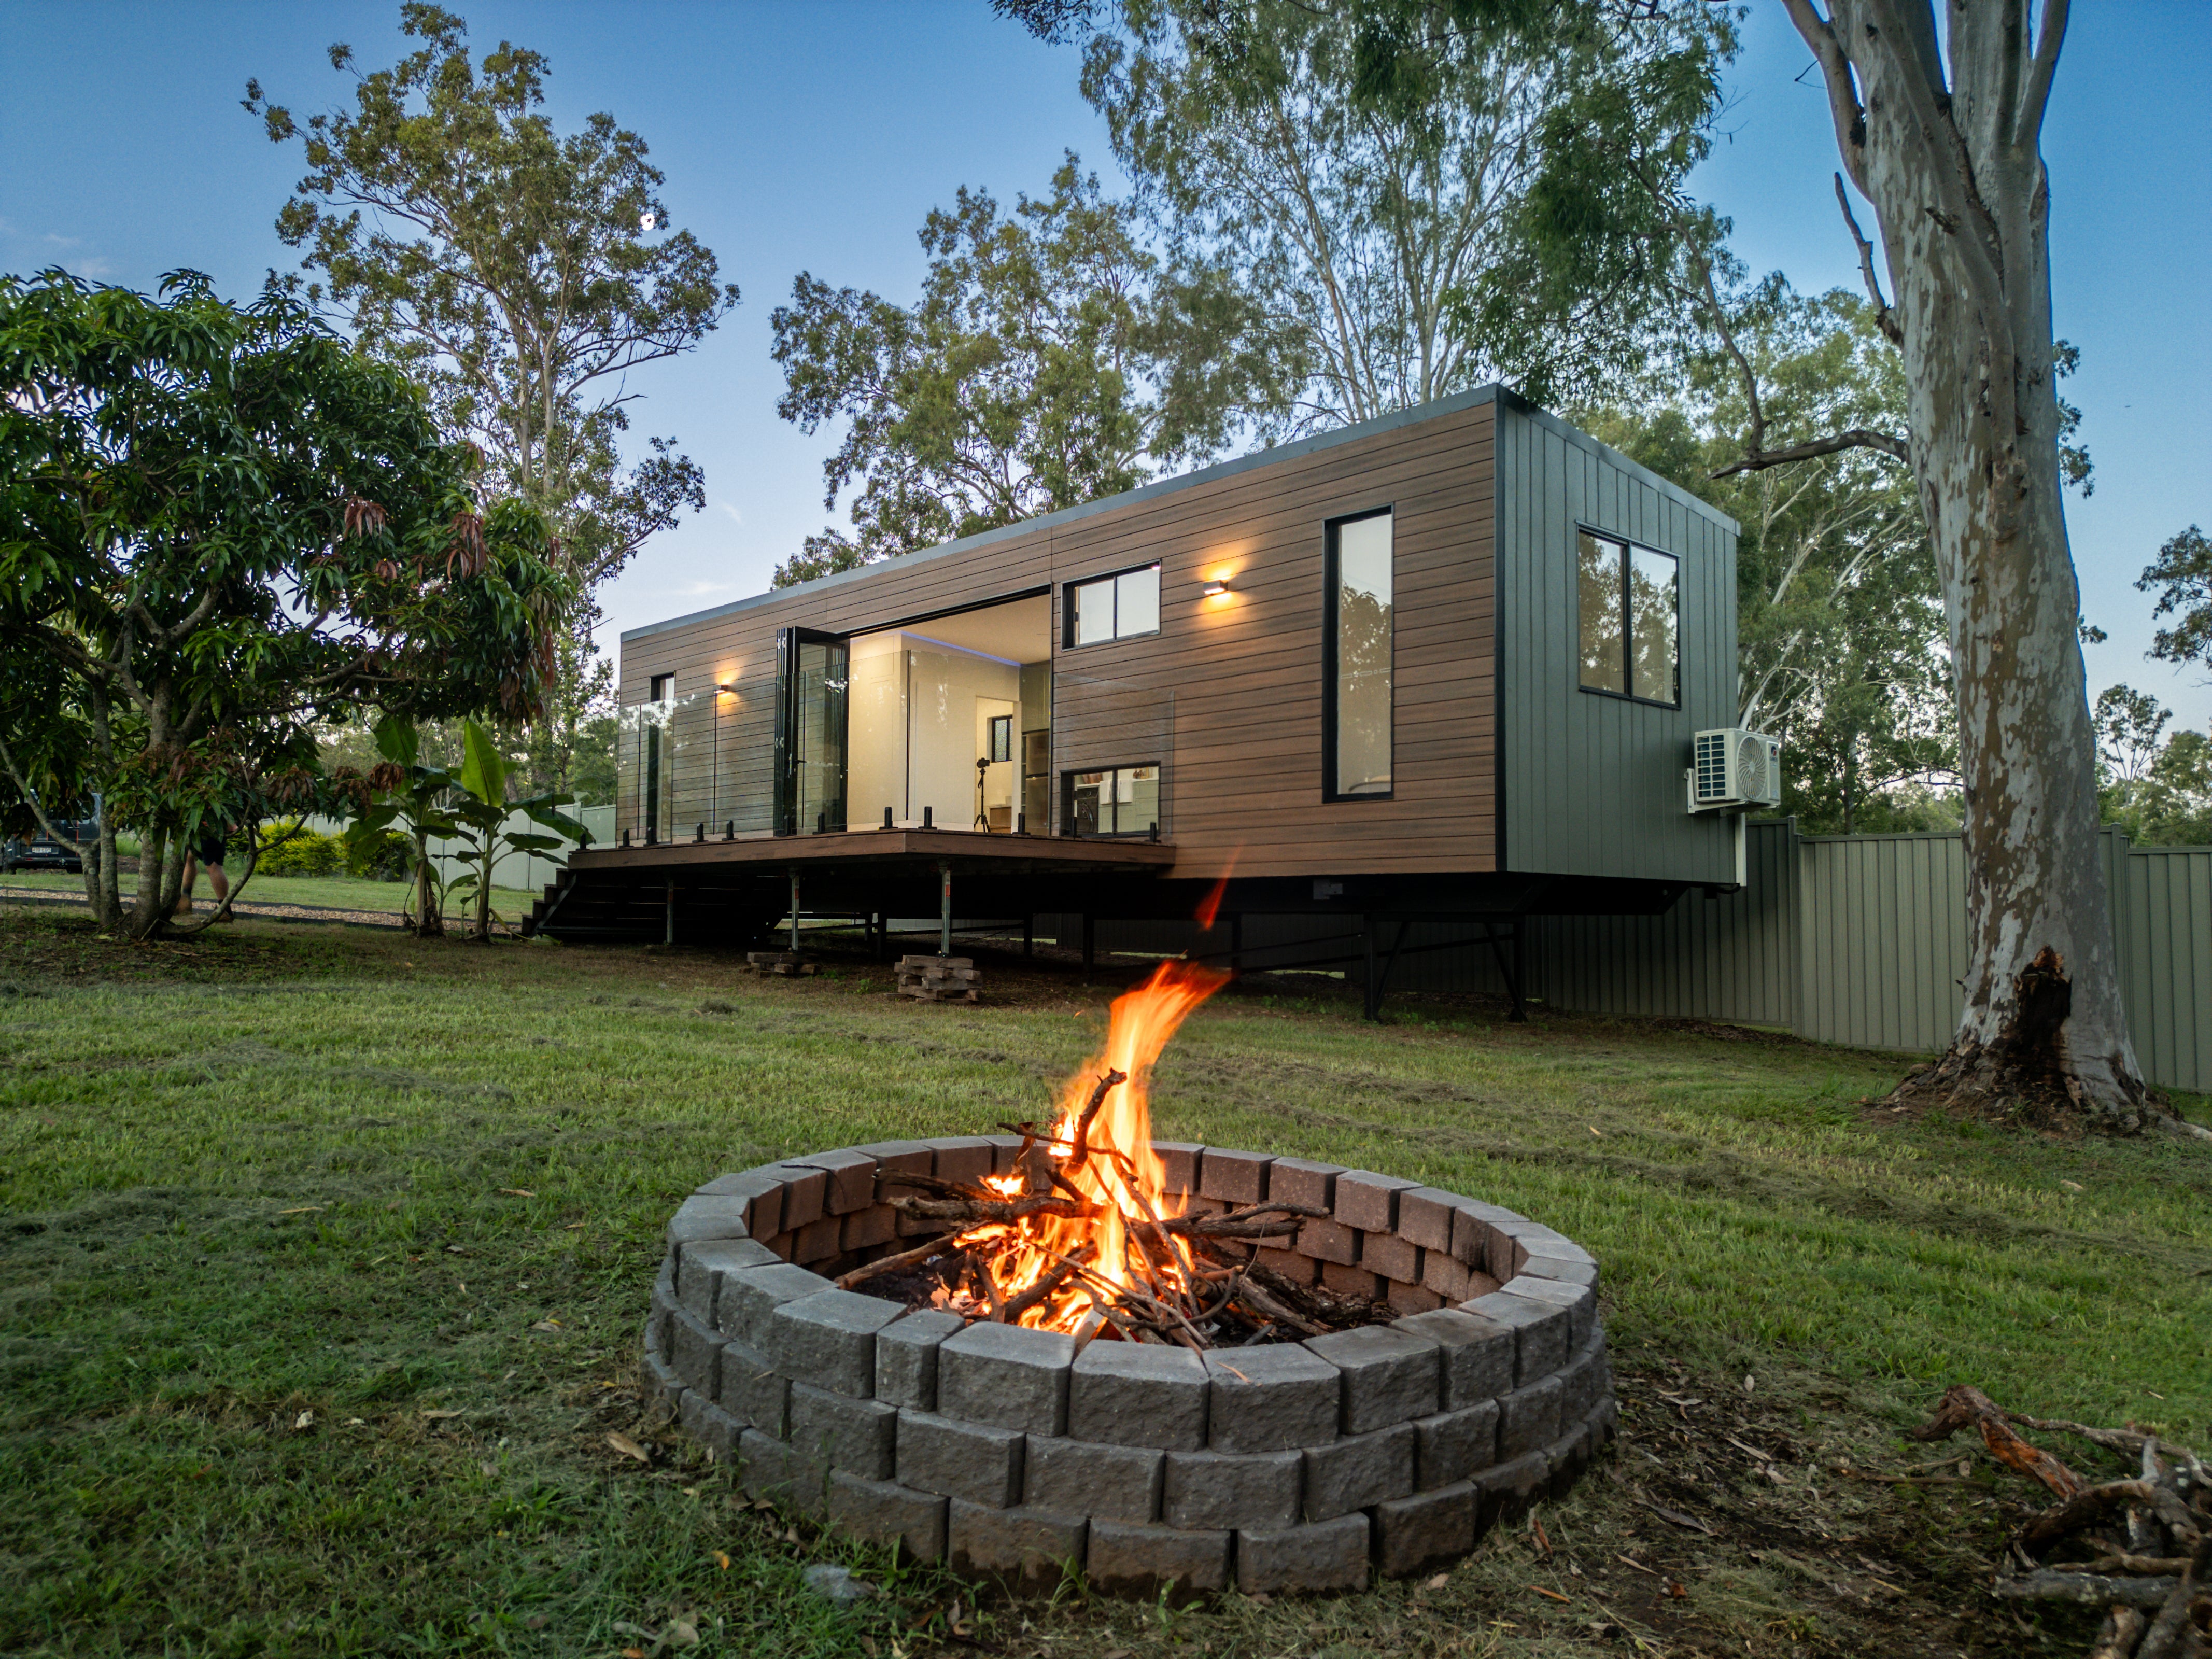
[1497, 388, 1742, 537]
[621, 385, 1509, 645]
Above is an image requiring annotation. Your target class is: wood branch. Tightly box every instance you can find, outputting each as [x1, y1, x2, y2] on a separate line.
[1228, 1274, 1328, 1338]
[2003, 1412, 2205, 1468]
[877, 1170, 995, 1201]
[1991, 1571, 2181, 1607]
[834, 1232, 966, 1290]
[2080, 1553, 2192, 1578]
[2014, 0, 2071, 151]
[1710, 429, 1910, 480]
[1067, 1068, 1125, 1168]
[1833, 173, 1903, 345]
[887, 1193, 1096, 1225]
[998, 1248, 1093, 1322]
[2087, 1606, 2146, 1659]
[1910, 1385, 2086, 1500]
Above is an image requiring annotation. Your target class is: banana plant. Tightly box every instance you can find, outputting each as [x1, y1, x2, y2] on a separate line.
[344, 716, 460, 938]
[441, 718, 586, 940]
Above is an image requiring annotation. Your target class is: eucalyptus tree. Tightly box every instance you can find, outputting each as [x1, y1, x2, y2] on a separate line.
[771, 157, 1293, 584]
[2137, 526, 2211, 676]
[245, 3, 736, 753]
[0, 269, 569, 940]
[1002, 0, 1726, 425]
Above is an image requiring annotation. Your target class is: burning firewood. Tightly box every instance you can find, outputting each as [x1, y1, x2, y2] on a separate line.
[1907, 1385, 2209, 1658]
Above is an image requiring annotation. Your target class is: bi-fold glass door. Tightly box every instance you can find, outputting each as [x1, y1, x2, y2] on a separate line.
[774, 628, 849, 835]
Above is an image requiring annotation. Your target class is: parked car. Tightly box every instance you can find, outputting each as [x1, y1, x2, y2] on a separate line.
[2, 823, 91, 874]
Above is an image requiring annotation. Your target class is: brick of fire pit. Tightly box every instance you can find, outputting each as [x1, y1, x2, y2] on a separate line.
[1392, 1307, 1517, 1409]
[1519, 1252, 1599, 1290]
[1374, 1480, 1477, 1578]
[1084, 1518, 1231, 1604]
[754, 1163, 831, 1231]
[1068, 1342, 1208, 1451]
[828, 1471, 948, 1562]
[1462, 1289, 1571, 1385]
[790, 1382, 899, 1480]
[1497, 1372, 1565, 1459]
[762, 1288, 905, 1397]
[738, 1428, 827, 1516]
[1255, 1245, 1317, 1285]
[1484, 1217, 1577, 1283]
[1151, 1141, 1202, 1200]
[1320, 1261, 1382, 1301]
[896, 1410, 1026, 1508]
[840, 1205, 898, 1250]
[1235, 1514, 1369, 1595]
[1360, 1229, 1419, 1284]
[853, 1139, 934, 1187]
[1414, 1400, 1500, 1489]
[665, 1192, 763, 1252]
[1447, 1199, 1523, 1267]
[927, 1136, 997, 1187]
[938, 1323, 1075, 1437]
[1202, 1345, 1341, 1454]
[1475, 1447, 1551, 1527]
[679, 1387, 743, 1462]
[1304, 1325, 1441, 1434]
[1332, 1170, 1420, 1232]
[1196, 1147, 1272, 1206]
[692, 1171, 785, 1234]
[982, 1133, 1026, 1174]
[1505, 1275, 1597, 1345]
[1301, 1421, 1416, 1520]
[716, 1262, 837, 1347]
[717, 1335, 791, 1439]
[1295, 1216, 1359, 1266]
[676, 1237, 781, 1327]
[667, 1303, 725, 1399]
[1262, 1157, 1341, 1212]
[947, 1500, 1087, 1596]
[1557, 1328, 1612, 1424]
[785, 1147, 878, 1215]
[875, 1307, 966, 1412]
[1392, 1187, 1460, 1254]
[1161, 1449, 1301, 1530]
[1022, 1436, 1162, 1524]
[1421, 1251, 1473, 1304]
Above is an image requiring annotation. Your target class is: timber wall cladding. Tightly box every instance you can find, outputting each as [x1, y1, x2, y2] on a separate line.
[617, 401, 1498, 880]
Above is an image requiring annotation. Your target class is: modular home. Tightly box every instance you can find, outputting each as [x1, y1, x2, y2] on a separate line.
[533, 386, 1756, 1012]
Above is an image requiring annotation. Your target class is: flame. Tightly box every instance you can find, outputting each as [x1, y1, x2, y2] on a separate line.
[978, 960, 1231, 1331]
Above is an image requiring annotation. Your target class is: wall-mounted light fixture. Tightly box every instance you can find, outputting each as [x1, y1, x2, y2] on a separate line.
[1202, 575, 1235, 598]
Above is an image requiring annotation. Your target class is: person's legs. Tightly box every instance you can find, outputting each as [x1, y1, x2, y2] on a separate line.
[176, 851, 196, 914]
[198, 833, 229, 911]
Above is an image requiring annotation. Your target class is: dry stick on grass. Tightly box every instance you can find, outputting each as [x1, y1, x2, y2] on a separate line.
[1909, 1384, 2087, 1499]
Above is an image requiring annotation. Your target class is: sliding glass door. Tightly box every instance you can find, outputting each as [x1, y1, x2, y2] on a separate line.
[774, 628, 849, 835]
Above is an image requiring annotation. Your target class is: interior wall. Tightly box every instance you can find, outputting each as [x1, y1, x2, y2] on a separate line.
[845, 631, 1024, 827]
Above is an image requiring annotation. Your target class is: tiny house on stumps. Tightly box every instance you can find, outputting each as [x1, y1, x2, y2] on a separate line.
[532, 387, 1771, 1016]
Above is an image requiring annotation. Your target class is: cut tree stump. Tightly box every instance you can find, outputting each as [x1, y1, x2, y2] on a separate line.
[898, 953, 979, 1003]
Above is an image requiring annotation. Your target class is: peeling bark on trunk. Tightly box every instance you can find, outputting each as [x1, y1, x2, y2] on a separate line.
[1783, 0, 2169, 1132]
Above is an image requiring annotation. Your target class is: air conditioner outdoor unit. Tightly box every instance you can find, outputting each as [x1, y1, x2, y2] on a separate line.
[1688, 728, 1783, 811]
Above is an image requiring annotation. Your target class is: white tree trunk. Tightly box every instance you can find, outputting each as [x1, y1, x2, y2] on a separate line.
[1784, 0, 2153, 1123]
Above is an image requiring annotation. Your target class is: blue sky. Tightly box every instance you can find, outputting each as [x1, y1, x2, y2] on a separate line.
[3, 2, 2206, 726]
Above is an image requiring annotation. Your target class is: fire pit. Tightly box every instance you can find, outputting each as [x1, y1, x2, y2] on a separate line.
[641, 966, 1614, 1598]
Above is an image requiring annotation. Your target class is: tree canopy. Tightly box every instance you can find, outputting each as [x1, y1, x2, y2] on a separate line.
[0, 268, 568, 938]
[769, 156, 1292, 584]
[245, 3, 735, 614]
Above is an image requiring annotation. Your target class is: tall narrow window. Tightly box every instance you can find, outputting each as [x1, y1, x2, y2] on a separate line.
[1579, 530, 1680, 705]
[1326, 509, 1393, 799]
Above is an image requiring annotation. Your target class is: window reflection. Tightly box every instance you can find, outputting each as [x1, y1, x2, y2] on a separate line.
[1579, 531, 1678, 705]
[1330, 511, 1393, 797]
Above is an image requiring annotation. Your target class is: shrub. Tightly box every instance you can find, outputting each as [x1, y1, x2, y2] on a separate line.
[343, 826, 412, 882]
[256, 822, 343, 877]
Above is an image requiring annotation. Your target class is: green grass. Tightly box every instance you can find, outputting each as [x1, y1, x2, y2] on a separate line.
[2, 866, 540, 920]
[2, 906, 2205, 1659]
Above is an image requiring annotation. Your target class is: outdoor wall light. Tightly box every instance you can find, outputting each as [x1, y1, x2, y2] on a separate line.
[1202, 575, 1235, 598]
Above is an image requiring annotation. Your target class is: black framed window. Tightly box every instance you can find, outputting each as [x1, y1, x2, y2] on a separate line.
[649, 672, 674, 702]
[1324, 508, 1394, 800]
[1577, 529, 1679, 706]
[1062, 764, 1160, 837]
[987, 714, 1012, 764]
[1064, 563, 1161, 647]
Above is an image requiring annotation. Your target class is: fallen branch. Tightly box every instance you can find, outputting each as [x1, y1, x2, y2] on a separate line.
[1991, 1571, 2183, 1609]
[1909, 1384, 2087, 1500]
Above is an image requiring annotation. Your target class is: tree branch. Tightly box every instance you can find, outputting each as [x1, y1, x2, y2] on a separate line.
[1710, 428, 1910, 479]
[2014, 0, 2069, 151]
[1834, 173, 1903, 345]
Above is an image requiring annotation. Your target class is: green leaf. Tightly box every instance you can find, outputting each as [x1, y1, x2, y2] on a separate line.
[372, 715, 419, 769]
[458, 718, 507, 808]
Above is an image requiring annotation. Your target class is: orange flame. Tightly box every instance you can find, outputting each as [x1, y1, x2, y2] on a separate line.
[1194, 850, 1240, 930]
[981, 960, 1231, 1331]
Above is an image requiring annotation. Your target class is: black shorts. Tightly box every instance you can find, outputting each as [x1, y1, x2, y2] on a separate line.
[195, 832, 226, 866]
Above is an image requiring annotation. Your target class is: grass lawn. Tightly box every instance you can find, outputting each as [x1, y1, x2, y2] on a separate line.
[2, 867, 541, 922]
[2, 905, 2205, 1659]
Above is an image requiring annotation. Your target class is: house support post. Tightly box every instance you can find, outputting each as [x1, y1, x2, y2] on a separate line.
[788, 870, 801, 956]
[1230, 912, 1243, 972]
[938, 861, 953, 957]
[1022, 913, 1034, 959]
[665, 880, 674, 948]
[1081, 913, 1095, 975]
[1361, 916, 1410, 1022]
[1482, 918, 1529, 1023]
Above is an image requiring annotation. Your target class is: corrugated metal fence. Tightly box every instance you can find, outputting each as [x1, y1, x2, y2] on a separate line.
[1055, 822, 2211, 1093]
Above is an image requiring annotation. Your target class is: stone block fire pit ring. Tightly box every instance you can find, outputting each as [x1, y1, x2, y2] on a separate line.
[641, 1138, 1614, 1600]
